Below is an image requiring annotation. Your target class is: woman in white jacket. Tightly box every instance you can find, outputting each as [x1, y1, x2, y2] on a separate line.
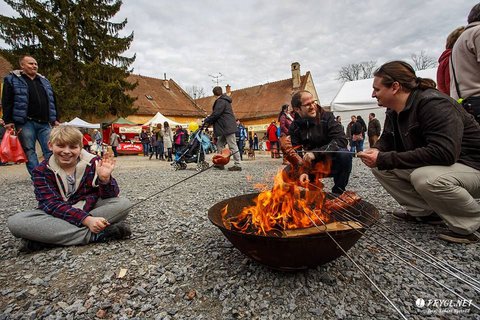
[163, 121, 174, 161]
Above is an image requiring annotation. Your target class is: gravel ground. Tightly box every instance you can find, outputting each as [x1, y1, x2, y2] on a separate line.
[0, 154, 478, 320]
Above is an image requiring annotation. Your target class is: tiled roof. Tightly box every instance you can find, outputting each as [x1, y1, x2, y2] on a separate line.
[126, 74, 207, 117]
[196, 75, 307, 121]
[0, 55, 13, 79]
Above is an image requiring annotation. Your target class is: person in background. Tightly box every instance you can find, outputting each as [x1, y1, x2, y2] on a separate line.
[279, 104, 295, 164]
[7, 125, 131, 252]
[253, 133, 259, 150]
[163, 121, 173, 161]
[358, 60, 480, 244]
[82, 130, 92, 151]
[284, 90, 352, 194]
[266, 120, 280, 158]
[140, 129, 150, 157]
[450, 3, 480, 124]
[335, 115, 345, 134]
[367, 112, 382, 148]
[437, 26, 465, 95]
[356, 115, 367, 152]
[0, 119, 5, 165]
[1, 55, 60, 176]
[173, 125, 187, 160]
[203, 86, 241, 171]
[109, 130, 120, 157]
[346, 115, 356, 153]
[235, 119, 247, 161]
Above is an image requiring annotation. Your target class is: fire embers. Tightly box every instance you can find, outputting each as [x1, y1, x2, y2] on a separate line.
[221, 161, 360, 236]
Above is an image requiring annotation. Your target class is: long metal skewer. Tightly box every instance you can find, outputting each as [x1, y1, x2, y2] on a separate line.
[333, 190, 480, 289]
[318, 204, 480, 311]
[300, 207, 409, 319]
[105, 150, 240, 223]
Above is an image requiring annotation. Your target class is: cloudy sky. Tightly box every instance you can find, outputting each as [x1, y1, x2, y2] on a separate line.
[1, 0, 474, 104]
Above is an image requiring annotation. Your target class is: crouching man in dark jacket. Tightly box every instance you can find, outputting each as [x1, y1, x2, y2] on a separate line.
[282, 90, 352, 194]
[358, 61, 480, 244]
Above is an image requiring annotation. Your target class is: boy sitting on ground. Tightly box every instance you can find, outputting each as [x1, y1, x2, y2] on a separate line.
[8, 125, 132, 252]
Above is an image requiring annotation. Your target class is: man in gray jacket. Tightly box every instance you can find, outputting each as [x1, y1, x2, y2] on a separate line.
[204, 86, 241, 171]
[450, 2, 480, 124]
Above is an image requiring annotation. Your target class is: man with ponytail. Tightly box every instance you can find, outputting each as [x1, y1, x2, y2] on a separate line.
[358, 61, 480, 244]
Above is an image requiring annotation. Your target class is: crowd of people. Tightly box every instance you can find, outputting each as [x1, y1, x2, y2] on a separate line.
[2, 3, 480, 252]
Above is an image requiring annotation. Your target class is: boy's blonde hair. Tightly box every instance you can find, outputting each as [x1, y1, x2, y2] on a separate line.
[49, 125, 83, 146]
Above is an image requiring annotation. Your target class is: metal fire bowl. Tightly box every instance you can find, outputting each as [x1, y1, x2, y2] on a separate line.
[208, 192, 379, 271]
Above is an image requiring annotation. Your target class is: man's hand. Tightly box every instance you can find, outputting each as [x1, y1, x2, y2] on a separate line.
[357, 148, 379, 168]
[4, 123, 14, 130]
[97, 152, 115, 183]
[82, 216, 110, 234]
[299, 173, 310, 186]
[53, 120, 60, 126]
[303, 152, 315, 164]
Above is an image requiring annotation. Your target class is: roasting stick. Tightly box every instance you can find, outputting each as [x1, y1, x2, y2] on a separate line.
[315, 199, 480, 310]
[334, 190, 480, 291]
[330, 209, 480, 311]
[317, 186, 480, 291]
[309, 184, 480, 290]
[104, 150, 240, 224]
[315, 188, 480, 295]
[301, 211, 408, 319]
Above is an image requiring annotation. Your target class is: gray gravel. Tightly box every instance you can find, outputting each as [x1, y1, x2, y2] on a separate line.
[0, 154, 478, 319]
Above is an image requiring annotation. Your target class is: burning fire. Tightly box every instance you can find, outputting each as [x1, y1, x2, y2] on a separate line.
[222, 160, 333, 235]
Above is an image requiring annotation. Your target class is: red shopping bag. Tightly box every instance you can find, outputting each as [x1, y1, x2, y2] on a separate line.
[0, 129, 27, 163]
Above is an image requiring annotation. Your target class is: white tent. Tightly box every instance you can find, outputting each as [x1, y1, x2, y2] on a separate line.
[330, 68, 438, 131]
[143, 112, 188, 127]
[63, 117, 101, 129]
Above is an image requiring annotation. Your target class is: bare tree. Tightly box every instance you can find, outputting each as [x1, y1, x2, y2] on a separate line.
[186, 85, 206, 100]
[337, 60, 377, 81]
[410, 50, 438, 70]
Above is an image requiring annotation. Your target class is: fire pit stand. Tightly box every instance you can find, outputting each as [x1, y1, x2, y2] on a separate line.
[208, 192, 379, 271]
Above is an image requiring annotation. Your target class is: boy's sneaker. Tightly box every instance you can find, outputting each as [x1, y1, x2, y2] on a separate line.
[95, 222, 132, 242]
[228, 165, 242, 171]
[438, 230, 479, 244]
[18, 239, 55, 253]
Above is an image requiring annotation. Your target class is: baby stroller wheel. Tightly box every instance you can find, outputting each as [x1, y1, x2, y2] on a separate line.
[172, 162, 181, 171]
[180, 162, 187, 170]
[201, 161, 210, 170]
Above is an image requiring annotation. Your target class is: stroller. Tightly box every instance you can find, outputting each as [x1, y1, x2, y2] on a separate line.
[171, 126, 212, 171]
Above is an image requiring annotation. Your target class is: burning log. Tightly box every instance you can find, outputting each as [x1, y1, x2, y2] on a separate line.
[282, 221, 363, 237]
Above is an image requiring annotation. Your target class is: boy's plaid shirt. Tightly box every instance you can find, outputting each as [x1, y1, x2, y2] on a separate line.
[32, 157, 120, 226]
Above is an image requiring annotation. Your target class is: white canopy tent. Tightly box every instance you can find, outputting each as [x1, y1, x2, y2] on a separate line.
[142, 112, 188, 127]
[63, 117, 101, 129]
[330, 68, 438, 132]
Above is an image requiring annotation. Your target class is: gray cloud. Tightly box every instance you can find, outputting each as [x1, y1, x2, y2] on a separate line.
[1, 0, 473, 103]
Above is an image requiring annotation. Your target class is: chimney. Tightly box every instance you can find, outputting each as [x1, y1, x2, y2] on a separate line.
[163, 73, 169, 90]
[291, 62, 301, 89]
[226, 84, 231, 95]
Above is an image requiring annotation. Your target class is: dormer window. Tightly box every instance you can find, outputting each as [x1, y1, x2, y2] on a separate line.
[146, 95, 153, 100]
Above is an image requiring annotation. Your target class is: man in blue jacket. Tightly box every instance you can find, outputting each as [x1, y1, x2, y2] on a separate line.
[2, 55, 60, 176]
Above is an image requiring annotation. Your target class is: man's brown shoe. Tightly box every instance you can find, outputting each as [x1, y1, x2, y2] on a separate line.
[390, 209, 445, 225]
[438, 231, 479, 244]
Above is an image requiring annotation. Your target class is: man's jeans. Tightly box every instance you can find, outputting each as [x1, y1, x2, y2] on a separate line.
[17, 120, 52, 176]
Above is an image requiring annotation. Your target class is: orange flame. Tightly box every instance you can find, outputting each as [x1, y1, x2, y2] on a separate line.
[222, 159, 333, 235]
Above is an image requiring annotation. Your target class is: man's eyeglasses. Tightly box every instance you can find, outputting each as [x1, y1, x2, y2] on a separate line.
[300, 100, 318, 107]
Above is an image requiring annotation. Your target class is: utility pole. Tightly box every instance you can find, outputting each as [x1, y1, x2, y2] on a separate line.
[208, 72, 223, 87]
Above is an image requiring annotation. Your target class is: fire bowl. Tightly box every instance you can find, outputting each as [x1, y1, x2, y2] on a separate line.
[208, 192, 379, 271]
